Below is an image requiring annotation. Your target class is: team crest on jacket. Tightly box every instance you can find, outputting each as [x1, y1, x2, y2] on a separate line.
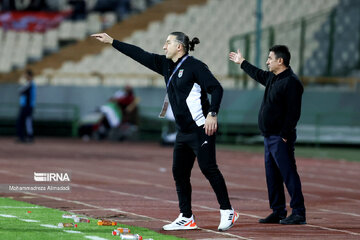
[178, 69, 184, 78]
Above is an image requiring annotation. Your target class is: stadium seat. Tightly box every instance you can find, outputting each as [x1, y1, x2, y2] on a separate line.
[46, 0, 355, 87]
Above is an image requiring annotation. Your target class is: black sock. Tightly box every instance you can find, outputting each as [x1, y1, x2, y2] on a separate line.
[182, 213, 192, 218]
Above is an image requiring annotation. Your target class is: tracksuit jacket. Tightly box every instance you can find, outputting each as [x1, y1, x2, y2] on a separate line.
[112, 40, 223, 132]
[19, 81, 36, 108]
[241, 60, 303, 139]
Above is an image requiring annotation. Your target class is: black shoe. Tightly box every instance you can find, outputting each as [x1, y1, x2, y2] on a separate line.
[259, 212, 286, 224]
[280, 214, 306, 225]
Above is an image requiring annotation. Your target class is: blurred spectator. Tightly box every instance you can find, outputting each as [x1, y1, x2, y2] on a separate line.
[68, 0, 87, 20]
[110, 85, 138, 125]
[79, 85, 139, 141]
[1, 0, 61, 11]
[93, 0, 131, 21]
[16, 69, 36, 143]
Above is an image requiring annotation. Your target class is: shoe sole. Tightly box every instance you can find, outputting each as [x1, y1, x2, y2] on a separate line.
[259, 221, 282, 224]
[163, 226, 198, 231]
[259, 217, 285, 224]
[218, 212, 239, 232]
[280, 221, 306, 225]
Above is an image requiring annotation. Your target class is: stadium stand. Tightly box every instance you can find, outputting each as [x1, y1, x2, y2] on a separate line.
[2, 0, 358, 88]
[33, 0, 353, 88]
[0, 0, 163, 80]
[0, 0, 360, 144]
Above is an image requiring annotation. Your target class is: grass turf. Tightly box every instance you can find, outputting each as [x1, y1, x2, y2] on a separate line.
[0, 197, 186, 240]
[218, 144, 360, 162]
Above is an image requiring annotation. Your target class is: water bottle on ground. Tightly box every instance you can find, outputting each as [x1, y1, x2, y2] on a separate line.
[120, 234, 143, 240]
[58, 222, 78, 228]
[112, 227, 131, 235]
[74, 217, 90, 223]
[97, 219, 117, 226]
[62, 214, 77, 219]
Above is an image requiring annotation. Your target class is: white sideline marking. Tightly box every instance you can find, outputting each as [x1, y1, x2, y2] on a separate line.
[307, 224, 360, 236]
[19, 219, 40, 222]
[20, 196, 36, 199]
[303, 182, 360, 194]
[40, 224, 59, 228]
[199, 239, 238, 240]
[0, 206, 42, 208]
[84, 236, 108, 240]
[64, 230, 82, 234]
[0, 214, 17, 218]
[320, 209, 360, 217]
[336, 197, 360, 204]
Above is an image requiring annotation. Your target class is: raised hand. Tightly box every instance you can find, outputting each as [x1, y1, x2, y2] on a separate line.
[229, 49, 245, 65]
[91, 33, 114, 44]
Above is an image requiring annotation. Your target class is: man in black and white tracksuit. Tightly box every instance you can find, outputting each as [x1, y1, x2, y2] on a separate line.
[92, 32, 239, 231]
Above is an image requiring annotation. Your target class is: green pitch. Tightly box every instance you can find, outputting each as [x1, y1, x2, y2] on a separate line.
[0, 198, 186, 240]
[219, 144, 360, 162]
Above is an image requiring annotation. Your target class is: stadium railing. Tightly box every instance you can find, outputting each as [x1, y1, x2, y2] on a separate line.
[0, 103, 79, 137]
[229, 6, 360, 84]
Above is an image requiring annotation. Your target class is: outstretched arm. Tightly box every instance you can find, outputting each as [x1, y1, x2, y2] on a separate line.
[91, 33, 166, 76]
[91, 33, 113, 44]
[229, 49, 245, 65]
[229, 49, 270, 86]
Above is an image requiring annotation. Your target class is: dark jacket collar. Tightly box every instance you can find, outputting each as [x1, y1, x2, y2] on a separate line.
[170, 54, 188, 66]
[276, 66, 293, 79]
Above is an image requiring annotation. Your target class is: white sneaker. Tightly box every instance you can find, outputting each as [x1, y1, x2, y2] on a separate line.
[162, 213, 198, 231]
[218, 209, 239, 231]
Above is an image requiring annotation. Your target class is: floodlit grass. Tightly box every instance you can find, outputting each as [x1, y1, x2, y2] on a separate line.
[218, 144, 360, 162]
[0, 198, 186, 240]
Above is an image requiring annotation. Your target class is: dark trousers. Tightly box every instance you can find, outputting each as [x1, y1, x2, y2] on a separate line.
[172, 126, 231, 217]
[16, 107, 33, 141]
[264, 134, 305, 216]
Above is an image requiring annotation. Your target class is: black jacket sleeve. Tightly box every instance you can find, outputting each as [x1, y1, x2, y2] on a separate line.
[280, 78, 303, 139]
[194, 62, 223, 113]
[241, 60, 271, 86]
[112, 40, 167, 76]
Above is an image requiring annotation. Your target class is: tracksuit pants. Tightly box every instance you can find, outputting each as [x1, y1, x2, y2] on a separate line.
[264, 133, 306, 217]
[16, 107, 34, 141]
[172, 126, 232, 217]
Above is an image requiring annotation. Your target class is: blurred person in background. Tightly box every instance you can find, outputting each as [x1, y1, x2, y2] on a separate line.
[16, 69, 36, 143]
[229, 45, 306, 225]
[78, 85, 139, 141]
[110, 85, 139, 125]
[91, 31, 239, 232]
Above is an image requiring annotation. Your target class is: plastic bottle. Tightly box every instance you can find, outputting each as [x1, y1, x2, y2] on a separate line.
[62, 214, 77, 219]
[97, 219, 117, 226]
[112, 228, 131, 235]
[120, 234, 143, 240]
[74, 217, 90, 223]
[58, 222, 78, 228]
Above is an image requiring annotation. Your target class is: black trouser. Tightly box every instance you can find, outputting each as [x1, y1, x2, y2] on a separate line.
[172, 126, 232, 217]
[264, 133, 305, 217]
[16, 107, 33, 141]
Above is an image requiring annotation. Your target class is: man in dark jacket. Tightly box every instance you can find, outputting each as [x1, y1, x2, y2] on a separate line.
[229, 45, 306, 225]
[92, 32, 238, 231]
